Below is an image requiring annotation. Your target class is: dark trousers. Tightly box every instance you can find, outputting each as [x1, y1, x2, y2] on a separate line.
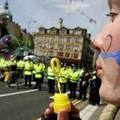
[48, 79, 55, 94]
[69, 82, 77, 98]
[79, 86, 87, 100]
[32, 74, 35, 81]
[60, 83, 67, 93]
[25, 75, 32, 87]
[18, 69, 23, 79]
[35, 78, 42, 90]
[89, 91, 100, 105]
[11, 71, 17, 83]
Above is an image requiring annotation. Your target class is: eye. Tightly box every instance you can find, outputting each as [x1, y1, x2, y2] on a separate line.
[106, 12, 118, 22]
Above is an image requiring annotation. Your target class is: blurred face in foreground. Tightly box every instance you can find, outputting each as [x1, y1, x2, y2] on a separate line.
[93, 0, 120, 105]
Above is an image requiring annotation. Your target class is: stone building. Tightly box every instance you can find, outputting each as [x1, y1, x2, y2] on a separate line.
[33, 24, 94, 68]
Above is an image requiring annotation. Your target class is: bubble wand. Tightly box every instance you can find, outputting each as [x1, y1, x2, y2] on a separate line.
[51, 58, 71, 113]
[51, 57, 61, 93]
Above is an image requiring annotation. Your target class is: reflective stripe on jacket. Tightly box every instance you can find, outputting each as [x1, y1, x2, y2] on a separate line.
[24, 61, 33, 75]
[35, 64, 42, 78]
[47, 66, 55, 80]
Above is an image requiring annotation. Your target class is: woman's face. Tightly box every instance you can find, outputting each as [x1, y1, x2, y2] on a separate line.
[93, 0, 120, 105]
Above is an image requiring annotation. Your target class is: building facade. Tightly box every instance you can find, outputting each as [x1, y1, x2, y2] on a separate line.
[34, 26, 94, 68]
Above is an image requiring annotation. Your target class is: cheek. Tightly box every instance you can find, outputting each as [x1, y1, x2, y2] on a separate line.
[102, 58, 120, 87]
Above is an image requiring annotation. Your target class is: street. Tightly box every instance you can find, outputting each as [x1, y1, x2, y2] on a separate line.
[0, 81, 52, 120]
[1, 80, 119, 120]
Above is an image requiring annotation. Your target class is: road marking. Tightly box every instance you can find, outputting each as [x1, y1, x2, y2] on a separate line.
[36, 118, 41, 120]
[9, 81, 36, 87]
[0, 89, 38, 98]
[49, 96, 54, 99]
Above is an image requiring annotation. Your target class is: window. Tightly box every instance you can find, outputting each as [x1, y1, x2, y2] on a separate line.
[65, 52, 70, 58]
[66, 38, 71, 43]
[59, 44, 64, 50]
[75, 30, 82, 35]
[47, 29, 50, 34]
[73, 45, 79, 52]
[65, 45, 71, 50]
[57, 52, 63, 57]
[59, 28, 67, 34]
[74, 38, 80, 43]
[39, 28, 45, 34]
[74, 53, 78, 58]
[48, 51, 54, 56]
[48, 44, 54, 50]
[71, 53, 78, 59]
[49, 36, 56, 42]
[69, 30, 73, 34]
[51, 30, 56, 34]
[60, 37, 65, 43]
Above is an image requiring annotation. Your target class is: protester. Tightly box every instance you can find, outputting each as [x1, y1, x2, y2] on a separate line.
[43, 0, 120, 119]
[4, 67, 10, 87]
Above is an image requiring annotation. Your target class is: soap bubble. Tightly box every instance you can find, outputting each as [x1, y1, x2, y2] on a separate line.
[0, 34, 20, 59]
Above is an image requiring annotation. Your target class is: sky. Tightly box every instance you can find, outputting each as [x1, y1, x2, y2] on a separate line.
[0, 0, 109, 39]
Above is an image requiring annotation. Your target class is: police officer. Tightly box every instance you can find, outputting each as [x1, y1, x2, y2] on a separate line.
[47, 65, 55, 94]
[40, 61, 45, 83]
[65, 66, 73, 90]
[17, 58, 24, 79]
[59, 67, 68, 93]
[69, 68, 80, 98]
[24, 58, 33, 88]
[32, 61, 36, 82]
[89, 71, 101, 105]
[34, 60, 43, 90]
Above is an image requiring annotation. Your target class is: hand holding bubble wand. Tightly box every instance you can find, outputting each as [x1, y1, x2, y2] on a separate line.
[51, 58, 71, 113]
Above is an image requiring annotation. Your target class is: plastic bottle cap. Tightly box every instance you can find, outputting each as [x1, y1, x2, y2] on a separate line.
[53, 93, 71, 113]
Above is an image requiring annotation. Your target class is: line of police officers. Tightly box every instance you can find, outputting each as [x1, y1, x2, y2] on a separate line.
[0, 57, 101, 105]
[0, 57, 45, 90]
[47, 63, 101, 105]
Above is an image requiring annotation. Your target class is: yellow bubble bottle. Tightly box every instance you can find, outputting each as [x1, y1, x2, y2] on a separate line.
[53, 93, 71, 113]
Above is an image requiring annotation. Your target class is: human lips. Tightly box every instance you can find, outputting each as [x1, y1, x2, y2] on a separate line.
[96, 62, 103, 77]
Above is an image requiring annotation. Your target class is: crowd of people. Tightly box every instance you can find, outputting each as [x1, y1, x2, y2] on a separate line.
[0, 56, 45, 90]
[0, 56, 101, 106]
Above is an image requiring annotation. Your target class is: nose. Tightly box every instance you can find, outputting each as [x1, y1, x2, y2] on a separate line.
[92, 34, 104, 53]
[93, 33, 113, 53]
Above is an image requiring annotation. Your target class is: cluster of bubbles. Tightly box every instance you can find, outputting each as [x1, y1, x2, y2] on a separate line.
[0, 34, 20, 59]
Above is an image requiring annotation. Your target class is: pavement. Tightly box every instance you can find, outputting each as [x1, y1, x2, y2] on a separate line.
[75, 99, 120, 120]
